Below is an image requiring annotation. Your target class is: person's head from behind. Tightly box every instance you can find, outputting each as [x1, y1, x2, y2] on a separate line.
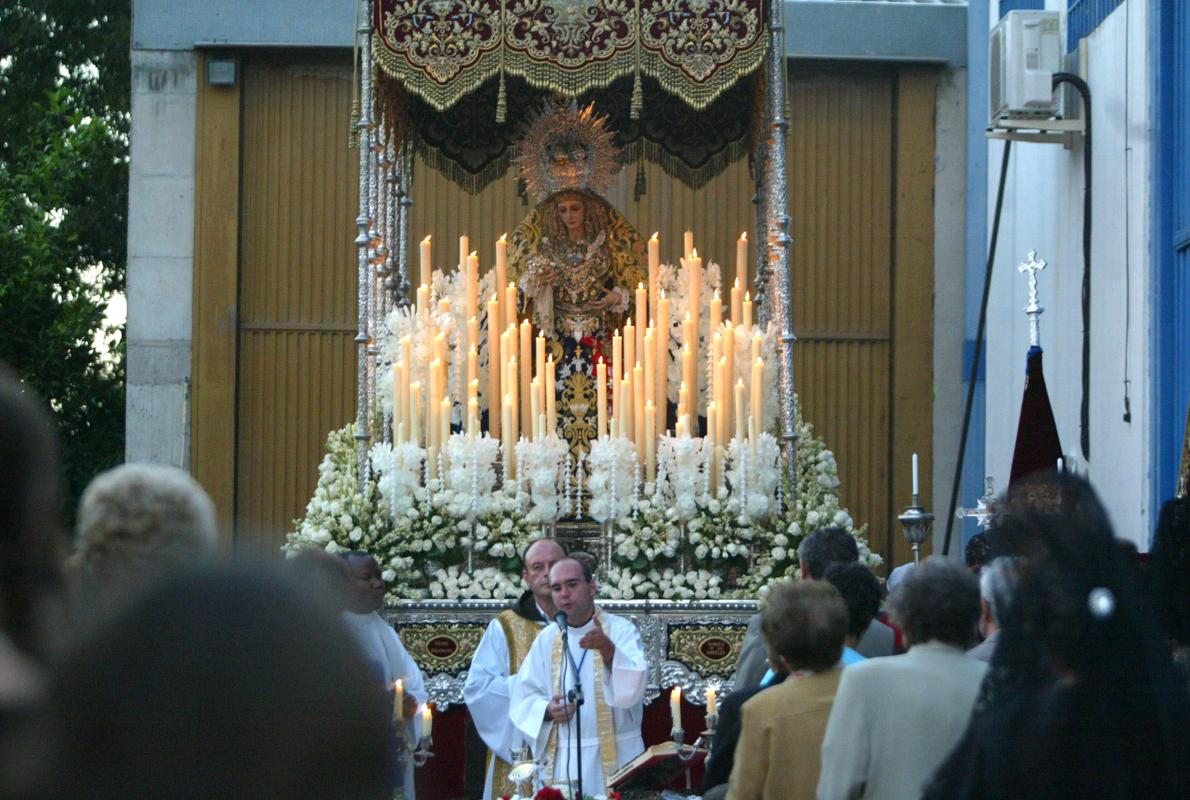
[964, 532, 992, 575]
[30, 565, 392, 799]
[978, 556, 1020, 639]
[797, 526, 859, 580]
[286, 548, 353, 615]
[762, 580, 848, 674]
[343, 552, 386, 614]
[823, 561, 882, 648]
[521, 538, 566, 611]
[73, 463, 218, 597]
[0, 363, 66, 659]
[549, 557, 597, 625]
[888, 556, 980, 649]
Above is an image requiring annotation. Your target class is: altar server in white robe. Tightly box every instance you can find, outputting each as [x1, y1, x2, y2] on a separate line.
[464, 539, 567, 800]
[510, 557, 647, 796]
[341, 551, 427, 799]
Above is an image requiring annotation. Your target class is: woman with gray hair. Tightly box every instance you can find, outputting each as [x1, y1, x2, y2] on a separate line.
[817, 557, 986, 800]
[71, 463, 218, 602]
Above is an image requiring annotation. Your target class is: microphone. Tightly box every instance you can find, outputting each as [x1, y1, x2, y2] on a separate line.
[554, 610, 568, 633]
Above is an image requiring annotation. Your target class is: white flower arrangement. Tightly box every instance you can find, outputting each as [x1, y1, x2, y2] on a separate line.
[725, 432, 783, 524]
[516, 434, 571, 526]
[658, 259, 723, 414]
[586, 436, 639, 527]
[424, 564, 522, 601]
[443, 432, 501, 518]
[370, 440, 426, 518]
[655, 433, 710, 523]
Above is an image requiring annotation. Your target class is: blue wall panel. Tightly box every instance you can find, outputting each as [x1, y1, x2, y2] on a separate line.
[1155, 0, 1190, 511]
[1068, 0, 1126, 50]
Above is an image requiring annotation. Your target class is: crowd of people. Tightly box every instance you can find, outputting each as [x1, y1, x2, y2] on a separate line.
[3, 363, 1190, 799]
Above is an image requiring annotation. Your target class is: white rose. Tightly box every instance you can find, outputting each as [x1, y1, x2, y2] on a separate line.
[324, 541, 340, 554]
[349, 527, 363, 543]
[500, 518, 514, 534]
[381, 569, 396, 582]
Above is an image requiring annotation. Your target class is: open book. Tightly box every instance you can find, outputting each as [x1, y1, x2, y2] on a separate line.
[607, 741, 708, 791]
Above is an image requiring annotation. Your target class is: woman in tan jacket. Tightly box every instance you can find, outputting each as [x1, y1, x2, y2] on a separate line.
[726, 581, 848, 800]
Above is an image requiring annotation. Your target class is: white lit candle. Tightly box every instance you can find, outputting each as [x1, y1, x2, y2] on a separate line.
[736, 232, 748, 295]
[419, 236, 432, 289]
[706, 683, 718, 717]
[670, 686, 682, 729]
[393, 678, 405, 722]
[421, 703, 433, 739]
[597, 358, 608, 439]
[912, 452, 920, 498]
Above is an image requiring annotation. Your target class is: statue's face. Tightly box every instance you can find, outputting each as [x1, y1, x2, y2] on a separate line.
[556, 197, 585, 235]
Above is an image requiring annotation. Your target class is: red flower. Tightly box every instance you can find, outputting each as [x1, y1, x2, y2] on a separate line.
[533, 788, 565, 800]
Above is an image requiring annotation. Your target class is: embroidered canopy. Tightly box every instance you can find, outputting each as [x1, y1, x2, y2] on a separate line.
[372, 0, 768, 114]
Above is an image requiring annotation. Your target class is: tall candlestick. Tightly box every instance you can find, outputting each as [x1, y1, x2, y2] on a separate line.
[678, 381, 689, 423]
[507, 356, 519, 458]
[681, 342, 695, 423]
[440, 396, 451, 468]
[645, 399, 656, 482]
[410, 382, 421, 446]
[623, 320, 635, 388]
[487, 295, 501, 437]
[466, 252, 479, 331]
[643, 328, 655, 441]
[707, 401, 719, 490]
[731, 278, 742, 326]
[648, 233, 660, 321]
[688, 252, 701, 406]
[912, 452, 920, 497]
[635, 283, 647, 361]
[394, 678, 405, 722]
[502, 393, 514, 481]
[723, 322, 735, 435]
[519, 321, 532, 437]
[621, 373, 634, 443]
[752, 332, 763, 364]
[530, 377, 541, 441]
[495, 234, 508, 333]
[735, 379, 746, 442]
[458, 235, 469, 272]
[467, 398, 479, 437]
[706, 683, 718, 717]
[736, 232, 748, 295]
[546, 356, 556, 436]
[417, 283, 430, 314]
[743, 291, 753, 330]
[656, 292, 669, 436]
[505, 282, 518, 327]
[612, 329, 623, 425]
[683, 230, 694, 261]
[751, 357, 764, 438]
[419, 236, 432, 289]
[670, 686, 682, 729]
[710, 289, 722, 337]
[467, 344, 478, 396]
[596, 358, 608, 438]
[633, 362, 645, 448]
[392, 362, 403, 443]
[535, 334, 546, 385]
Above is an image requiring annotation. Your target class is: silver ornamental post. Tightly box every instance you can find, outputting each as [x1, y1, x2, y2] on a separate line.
[396, 137, 414, 309]
[766, 0, 797, 468]
[354, 0, 374, 489]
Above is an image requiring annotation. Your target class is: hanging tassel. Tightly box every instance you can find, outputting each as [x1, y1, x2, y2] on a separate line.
[634, 160, 646, 202]
[630, 71, 643, 121]
[496, 71, 507, 124]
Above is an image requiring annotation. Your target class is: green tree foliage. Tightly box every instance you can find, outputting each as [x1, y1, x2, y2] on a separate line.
[0, 2, 130, 513]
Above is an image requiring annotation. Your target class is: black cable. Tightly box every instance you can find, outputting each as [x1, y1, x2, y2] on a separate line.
[1053, 72, 1093, 460]
[942, 139, 1014, 556]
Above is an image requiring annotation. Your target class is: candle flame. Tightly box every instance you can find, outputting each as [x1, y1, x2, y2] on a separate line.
[638, 281, 644, 289]
[469, 250, 477, 258]
[745, 291, 751, 301]
[499, 233, 507, 242]
[423, 235, 431, 243]
[691, 248, 699, 258]
[713, 288, 720, 299]
[650, 232, 659, 241]
[740, 232, 747, 242]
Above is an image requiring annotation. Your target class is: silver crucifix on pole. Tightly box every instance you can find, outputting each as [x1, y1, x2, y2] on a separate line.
[1018, 249, 1047, 348]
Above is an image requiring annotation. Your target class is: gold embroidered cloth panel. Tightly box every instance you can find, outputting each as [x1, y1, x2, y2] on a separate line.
[373, 0, 768, 111]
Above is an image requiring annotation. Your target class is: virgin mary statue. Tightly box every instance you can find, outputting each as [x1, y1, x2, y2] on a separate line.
[508, 104, 646, 458]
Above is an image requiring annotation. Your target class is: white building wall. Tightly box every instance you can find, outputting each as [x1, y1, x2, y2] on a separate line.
[984, 0, 1152, 546]
[126, 50, 197, 467]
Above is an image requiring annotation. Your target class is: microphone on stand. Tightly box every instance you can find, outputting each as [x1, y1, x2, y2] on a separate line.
[554, 610, 568, 633]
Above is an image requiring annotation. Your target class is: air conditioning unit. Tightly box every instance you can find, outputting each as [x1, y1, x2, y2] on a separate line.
[990, 10, 1063, 125]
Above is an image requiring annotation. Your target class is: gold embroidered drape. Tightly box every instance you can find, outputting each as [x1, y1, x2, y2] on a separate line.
[373, 0, 767, 113]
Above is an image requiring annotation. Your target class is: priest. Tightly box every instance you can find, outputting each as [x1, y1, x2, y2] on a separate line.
[341, 550, 427, 798]
[463, 538, 567, 800]
[509, 557, 647, 796]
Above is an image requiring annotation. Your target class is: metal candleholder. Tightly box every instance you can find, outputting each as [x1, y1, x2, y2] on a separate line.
[409, 733, 434, 768]
[673, 714, 716, 762]
[391, 721, 434, 800]
[507, 747, 538, 798]
[898, 493, 934, 565]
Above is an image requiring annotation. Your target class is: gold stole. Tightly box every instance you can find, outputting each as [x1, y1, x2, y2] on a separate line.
[488, 610, 543, 796]
[542, 608, 618, 786]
